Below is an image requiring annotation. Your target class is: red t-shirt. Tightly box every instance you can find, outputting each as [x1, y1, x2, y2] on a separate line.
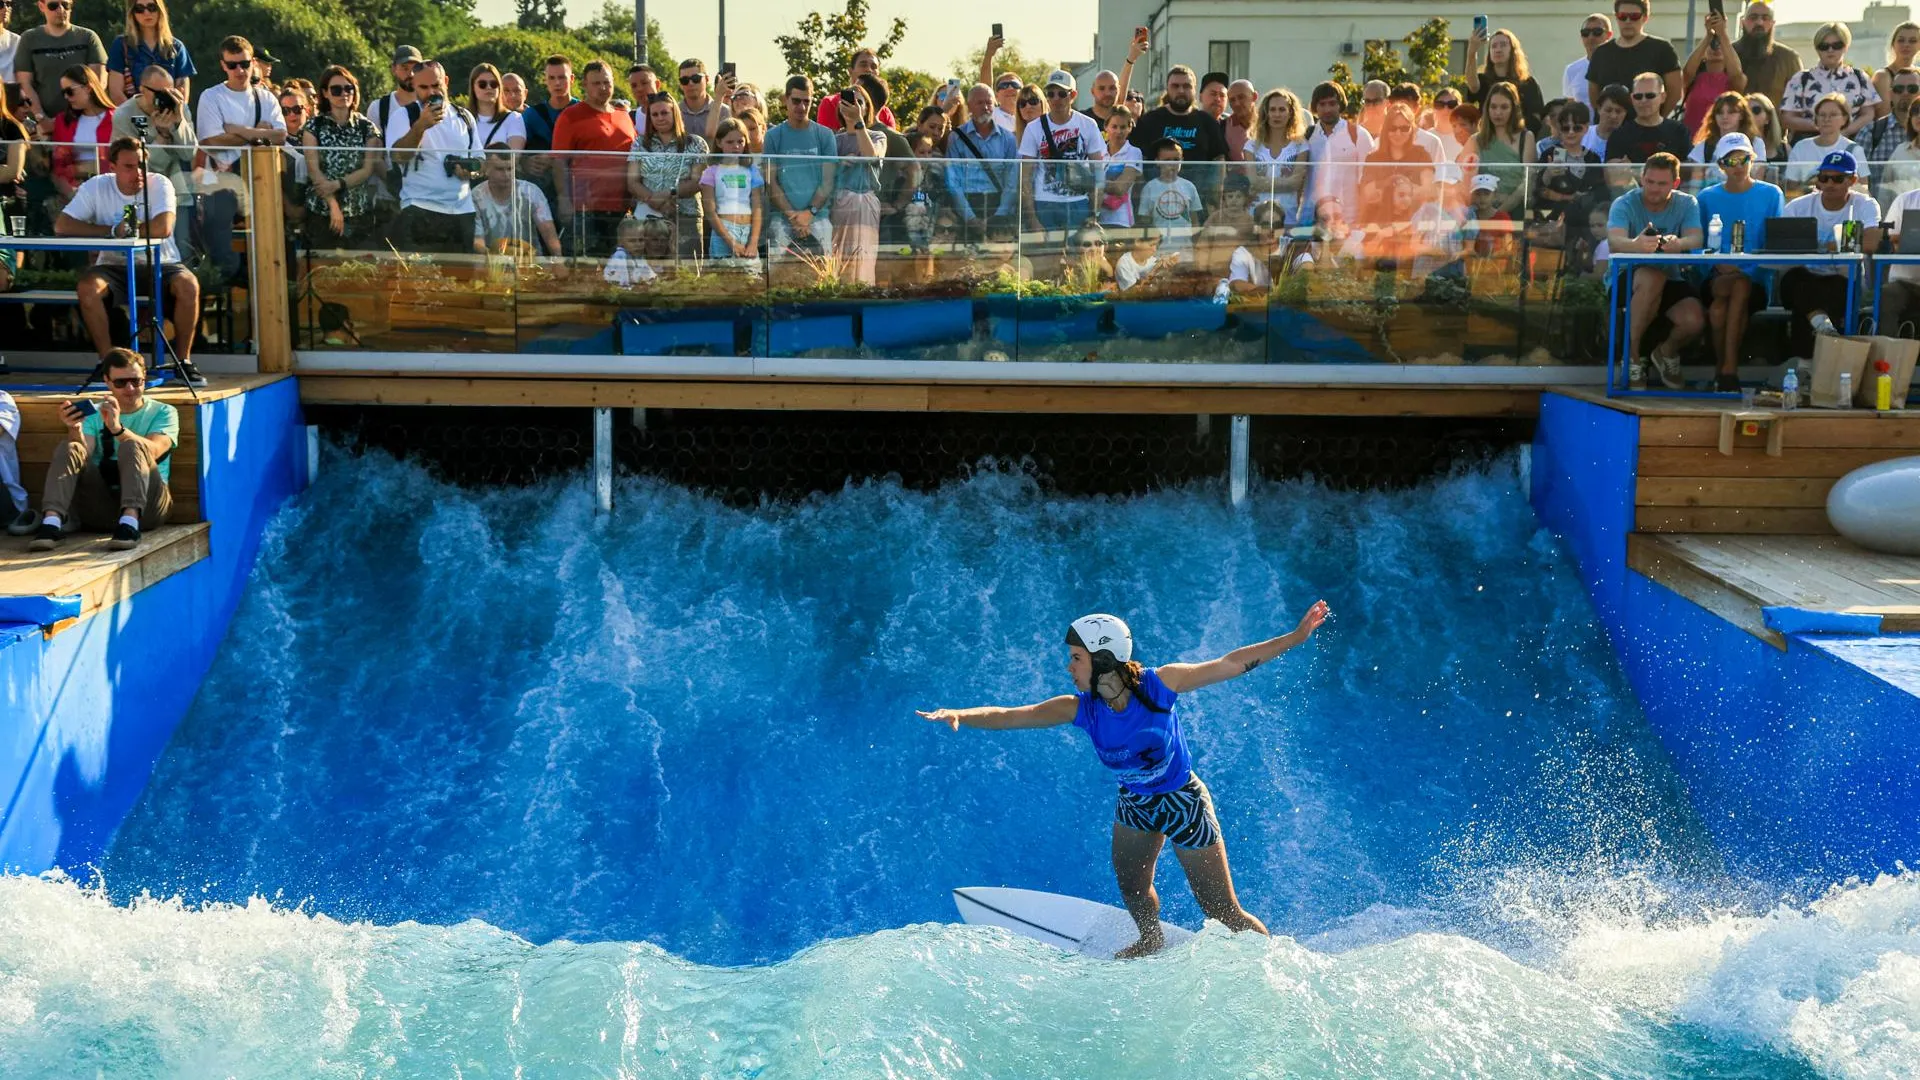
[816, 93, 895, 132]
[552, 103, 638, 211]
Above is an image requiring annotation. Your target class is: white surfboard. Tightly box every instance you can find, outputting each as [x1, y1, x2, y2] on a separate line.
[952, 886, 1194, 958]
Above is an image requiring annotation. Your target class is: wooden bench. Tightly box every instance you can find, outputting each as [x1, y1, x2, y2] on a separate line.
[7, 390, 202, 524]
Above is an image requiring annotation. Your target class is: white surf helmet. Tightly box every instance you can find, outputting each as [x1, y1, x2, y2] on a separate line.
[1066, 613, 1133, 666]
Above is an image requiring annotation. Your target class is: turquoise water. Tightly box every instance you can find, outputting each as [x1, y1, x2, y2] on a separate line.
[2, 450, 1915, 1076]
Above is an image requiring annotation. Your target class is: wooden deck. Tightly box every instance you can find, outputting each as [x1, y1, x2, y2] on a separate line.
[1629, 533, 1920, 649]
[1560, 388, 1920, 535]
[0, 523, 210, 636]
[297, 373, 1552, 417]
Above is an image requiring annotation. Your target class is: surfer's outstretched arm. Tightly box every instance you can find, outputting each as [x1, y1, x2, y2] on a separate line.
[1156, 600, 1330, 693]
[918, 696, 1078, 731]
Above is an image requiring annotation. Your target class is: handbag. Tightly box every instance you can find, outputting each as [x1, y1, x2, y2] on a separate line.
[1037, 114, 1098, 196]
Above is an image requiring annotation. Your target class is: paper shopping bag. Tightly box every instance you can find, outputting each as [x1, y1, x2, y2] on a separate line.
[1810, 334, 1871, 408]
[1857, 335, 1919, 408]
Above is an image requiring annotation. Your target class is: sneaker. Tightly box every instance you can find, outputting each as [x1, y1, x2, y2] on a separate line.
[1629, 355, 1649, 389]
[27, 522, 62, 552]
[5, 506, 37, 536]
[176, 360, 209, 388]
[1650, 350, 1684, 390]
[108, 521, 142, 551]
[1714, 371, 1742, 393]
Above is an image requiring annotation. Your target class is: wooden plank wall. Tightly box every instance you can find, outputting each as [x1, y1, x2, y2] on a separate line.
[11, 402, 201, 523]
[1635, 414, 1920, 533]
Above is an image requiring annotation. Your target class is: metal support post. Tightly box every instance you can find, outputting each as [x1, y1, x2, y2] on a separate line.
[1229, 415, 1250, 507]
[593, 406, 613, 513]
[1195, 414, 1211, 441]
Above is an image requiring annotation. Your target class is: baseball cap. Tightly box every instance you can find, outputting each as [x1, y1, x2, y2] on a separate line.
[393, 44, 423, 65]
[1818, 149, 1859, 176]
[1471, 173, 1501, 193]
[1712, 132, 1754, 162]
[256, 48, 280, 65]
[1045, 69, 1076, 94]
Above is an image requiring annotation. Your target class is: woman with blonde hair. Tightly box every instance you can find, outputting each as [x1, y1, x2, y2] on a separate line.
[1464, 26, 1545, 133]
[468, 62, 526, 151]
[1780, 22, 1877, 137]
[1875, 21, 1920, 116]
[1468, 81, 1536, 215]
[1013, 83, 1044, 143]
[1247, 87, 1309, 225]
[106, 0, 195, 104]
[627, 91, 709, 260]
[1746, 92, 1788, 163]
[50, 66, 113, 202]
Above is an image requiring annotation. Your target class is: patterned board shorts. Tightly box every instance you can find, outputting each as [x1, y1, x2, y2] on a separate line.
[1114, 774, 1222, 849]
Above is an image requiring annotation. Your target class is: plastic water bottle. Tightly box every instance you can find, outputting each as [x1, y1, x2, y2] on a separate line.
[1838, 371, 1854, 408]
[1707, 214, 1723, 253]
[1782, 364, 1800, 410]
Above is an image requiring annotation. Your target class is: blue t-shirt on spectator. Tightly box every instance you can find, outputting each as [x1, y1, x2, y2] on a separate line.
[763, 119, 839, 210]
[105, 36, 196, 84]
[1698, 180, 1787, 281]
[1608, 188, 1701, 277]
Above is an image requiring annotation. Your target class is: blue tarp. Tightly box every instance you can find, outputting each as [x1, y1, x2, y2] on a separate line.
[1763, 606, 1886, 636]
[0, 595, 82, 627]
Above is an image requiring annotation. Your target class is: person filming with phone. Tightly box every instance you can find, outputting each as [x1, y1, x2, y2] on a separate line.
[387, 59, 481, 253]
[27, 348, 177, 553]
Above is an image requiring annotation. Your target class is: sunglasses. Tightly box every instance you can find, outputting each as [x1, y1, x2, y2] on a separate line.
[281, 103, 304, 113]
[474, 80, 498, 90]
[1434, 98, 1459, 108]
[679, 73, 704, 84]
[110, 376, 145, 388]
[1896, 84, 1920, 93]
[1631, 91, 1660, 100]
[1019, 97, 1040, 107]
[1076, 240, 1102, 249]
[1581, 27, 1608, 37]
[327, 84, 354, 96]
[1750, 104, 1770, 113]
[1388, 124, 1412, 133]
[224, 58, 251, 69]
[1044, 87, 1072, 99]
[130, 2, 158, 11]
[1615, 11, 1644, 22]
[44, 1, 69, 9]
[997, 80, 1020, 90]
[1363, 96, 1385, 105]
[1818, 41, 1846, 51]
[61, 85, 85, 96]
[1720, 153, 1752, 166]
[1815, 173, 1850, 183]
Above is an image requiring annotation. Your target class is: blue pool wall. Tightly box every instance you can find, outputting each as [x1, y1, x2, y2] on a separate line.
[0, 377, 307, 874]
[1531, 390, 1920, 883]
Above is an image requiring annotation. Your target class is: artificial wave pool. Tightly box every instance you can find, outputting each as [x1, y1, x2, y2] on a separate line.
[2, 450, 1916, 1077]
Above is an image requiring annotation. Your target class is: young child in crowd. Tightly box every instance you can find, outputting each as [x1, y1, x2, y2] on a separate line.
[904, 131, 944, 251]
[1100, 110, 1143, 227]
[701, 117, 765, 262]
[1114, 229, 1177, 291]
[1463, 174, 1516, 258]
[1138, 138, 1204, 254]
[604, 216, 661, 287]
[1537, 101, 1603, 221]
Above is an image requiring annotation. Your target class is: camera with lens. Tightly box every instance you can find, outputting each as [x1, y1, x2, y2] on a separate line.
[443, 155, 484, 178]
[149, 86, 181, 112]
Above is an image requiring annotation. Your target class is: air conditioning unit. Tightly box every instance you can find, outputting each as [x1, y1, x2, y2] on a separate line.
[1341, 41, 1357, 56]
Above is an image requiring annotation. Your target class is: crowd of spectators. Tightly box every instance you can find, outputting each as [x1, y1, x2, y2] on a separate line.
[5, 0, 1920, 386]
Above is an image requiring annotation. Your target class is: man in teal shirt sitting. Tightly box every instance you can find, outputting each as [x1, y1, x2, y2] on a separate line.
[29, 348, 179, 552]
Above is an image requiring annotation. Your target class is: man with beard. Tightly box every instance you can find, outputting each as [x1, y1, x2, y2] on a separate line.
[1732, 1, 1802, 107]
[1129, 65, 1226, 161]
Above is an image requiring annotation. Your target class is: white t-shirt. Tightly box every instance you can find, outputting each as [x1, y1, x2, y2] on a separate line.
[195, 82, 286, 169]
[1114, 250, 1159, 290]
[1228, 244, 1271, 289]
[603, 247, 657, 287]
[1583, 127, 1611, 156]
[384, 103, 476, 214]
[1564, 57, 1592, 104]
[1139, 174, 1202, 250]
[1784, 188, 1880, 275]
[1098, 141, 1143, 226]
[1247, 138, 1310, 221]
[1016, 110, 1105, 202]
[473, 108, 527, 149]
[992, 105, 1016, 134]
[63, 171, 181, 265]
[1785, 135, 1871, 186]
[0, 30, 20, 87]
[1888, 187, 1920, 283]
[1306, 118, 1375, 222]
[700, 163, 763, 217]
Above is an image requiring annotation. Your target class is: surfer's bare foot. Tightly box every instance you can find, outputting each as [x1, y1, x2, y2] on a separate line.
[1115, 934, 1164, 959]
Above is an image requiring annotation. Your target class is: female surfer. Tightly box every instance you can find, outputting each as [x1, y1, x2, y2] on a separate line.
[919, 601, 1330, 958]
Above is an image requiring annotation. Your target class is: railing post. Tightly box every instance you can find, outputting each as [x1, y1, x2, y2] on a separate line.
[246, 145, 291, 373]
[593, 406, 613, 514]
[1229, 414, 1250, 507]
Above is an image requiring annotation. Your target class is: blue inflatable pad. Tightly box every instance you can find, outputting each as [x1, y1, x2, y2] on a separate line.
[1762, 606, 1885, 636]
[0, 620, 39, 646]
[0, 595, 82, 627]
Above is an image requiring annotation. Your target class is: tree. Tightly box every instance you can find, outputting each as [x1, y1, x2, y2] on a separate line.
[162, 0, 378, 86]
[953, 40, 1054, 89]
[516, 0, 566, 33]
[774, 0, 907, 92]
[881, 65, 941, 118]
[1404, 18, 1461, 93]
[576, 1, 674, 72]
[434, 27, 629, 90]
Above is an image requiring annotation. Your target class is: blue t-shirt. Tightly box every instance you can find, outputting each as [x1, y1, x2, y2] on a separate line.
[1607, 188, 1702, 240]
[1073, 667, 1192, 795]
[105, 36, 196, 83]
[1697, 181, 1786, 254]
[763, 119, 839, 208]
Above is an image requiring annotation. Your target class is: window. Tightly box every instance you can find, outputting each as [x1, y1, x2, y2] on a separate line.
[1208, 40, 1249, 82]
[1450, 38, 1469, 75]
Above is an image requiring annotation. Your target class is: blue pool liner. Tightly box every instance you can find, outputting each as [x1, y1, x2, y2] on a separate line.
[1762, 606, 1885, 636]
[0, 595, 82, 627]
